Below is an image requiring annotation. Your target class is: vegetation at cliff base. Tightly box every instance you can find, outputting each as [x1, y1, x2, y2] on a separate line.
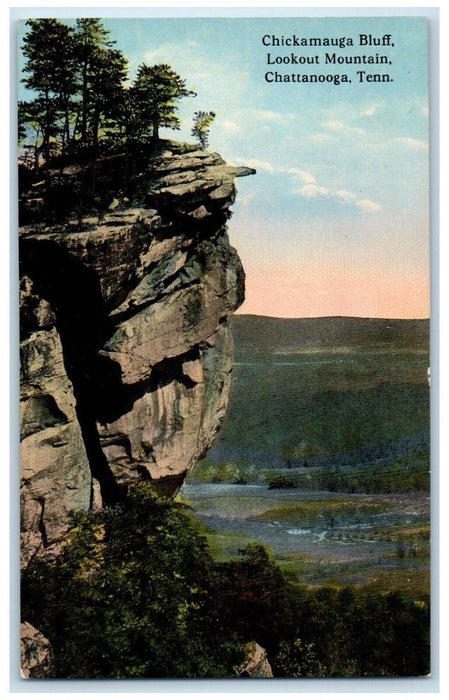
[22, 483, 430, 678]
[22, 484, 245, 678]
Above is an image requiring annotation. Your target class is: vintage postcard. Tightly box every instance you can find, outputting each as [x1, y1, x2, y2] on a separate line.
[17, 13, 432, 681]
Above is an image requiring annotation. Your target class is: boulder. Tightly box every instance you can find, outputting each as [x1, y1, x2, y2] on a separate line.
[239, 642, 274, 678]
[20, 622, 54, 678]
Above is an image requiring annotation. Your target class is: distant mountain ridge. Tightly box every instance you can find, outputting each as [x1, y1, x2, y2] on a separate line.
[231, 315, 429, 355]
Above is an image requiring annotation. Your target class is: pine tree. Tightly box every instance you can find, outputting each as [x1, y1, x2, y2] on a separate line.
[21, 19, 79, 161]
[192, 111, 216, 150]
[130, 63, 196, 143]
[73, 19, 127, 151]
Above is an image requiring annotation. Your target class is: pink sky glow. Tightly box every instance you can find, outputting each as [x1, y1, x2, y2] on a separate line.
[237, 267, 430, 320]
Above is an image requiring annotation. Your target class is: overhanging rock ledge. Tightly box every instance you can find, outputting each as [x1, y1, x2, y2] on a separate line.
[19, 149, 255, 568]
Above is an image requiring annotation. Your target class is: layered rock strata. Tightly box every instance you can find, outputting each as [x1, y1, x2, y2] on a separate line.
[19, 150, 254, 568]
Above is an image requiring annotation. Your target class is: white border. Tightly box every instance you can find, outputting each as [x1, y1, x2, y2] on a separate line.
[5, 4, 441, 697]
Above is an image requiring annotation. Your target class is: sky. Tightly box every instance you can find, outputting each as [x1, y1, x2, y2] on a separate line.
[18, 15, 430, 319]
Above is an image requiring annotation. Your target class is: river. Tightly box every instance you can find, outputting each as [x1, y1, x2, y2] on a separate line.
[180, 481, 430, 586]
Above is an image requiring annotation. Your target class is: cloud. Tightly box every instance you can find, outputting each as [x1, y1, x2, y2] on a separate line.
[394, 137, 428, 151]
[334, 190, 357, 203]
[298, 183, 329, 198]
[356, 199, 382, 213]
[241, 158, 277, 172]
[238, 191, 256, 206]
[221, 120, 241, 133]
[360, 102, 384, 116]
[323, 119, 365, 137]
[297, 184, 381, 213]
[238, 109, 296, 125]
[252, 110, 297, 123]
[141, 41, 247, 85]
[288, 168, 316, 184]
[236, 160, 315, 185]
[256, 110, 284, 122]
[233, 156, 381, 214]
[323, 119, 345, 131]
[144, 40, 199, 65]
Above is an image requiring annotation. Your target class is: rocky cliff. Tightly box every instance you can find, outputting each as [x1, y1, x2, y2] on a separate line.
[20, 149, 254, 569]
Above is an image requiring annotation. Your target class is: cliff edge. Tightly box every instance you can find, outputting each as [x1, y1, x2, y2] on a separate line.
[19, 149, 254, 568]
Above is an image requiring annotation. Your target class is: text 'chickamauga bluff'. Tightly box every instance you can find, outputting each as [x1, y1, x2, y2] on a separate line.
[261, 34, 394, 47]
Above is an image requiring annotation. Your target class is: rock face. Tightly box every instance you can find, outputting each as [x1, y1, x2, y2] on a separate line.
[19, 149, 254, 568]
[20, 276, 91, 568]
[20, 622, 55, 678]
[239, 642, 274, 678]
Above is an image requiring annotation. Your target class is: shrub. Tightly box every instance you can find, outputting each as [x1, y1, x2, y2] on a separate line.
[22, 484, 244, 678]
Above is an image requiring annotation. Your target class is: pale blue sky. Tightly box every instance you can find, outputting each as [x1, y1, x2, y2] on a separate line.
[18, 16, 430, 317]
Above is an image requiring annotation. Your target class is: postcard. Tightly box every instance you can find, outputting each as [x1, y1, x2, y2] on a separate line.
[17, 13, 432, 681]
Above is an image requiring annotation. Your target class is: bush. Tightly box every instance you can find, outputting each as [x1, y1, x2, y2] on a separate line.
[22, 484, 245, 678]
[267, 473, 299, 489]
[272, 586, 430, 677]
[216, 544, 293, 657]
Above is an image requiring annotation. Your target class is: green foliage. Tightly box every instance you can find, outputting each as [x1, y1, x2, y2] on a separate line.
[220, 344, 429, 458]
[274, 639, 327, 677]
[191, 111, 216, 150]
[19, 19, 200, 223]
[128, 63, 195, 144]
[190, 461, 257, 484]
[20, 18, 126, 158]
[267, 474, 299, 489]
[216, 544, 293, 657]
[21, 18, 79, 158]
[274, 450, 430, 495]
[74, 19, 125, 148]
[272, 586, 430, 677]
[191, 448, 430, 495]
[22, 484, 244, 678]
[255, 497, 387, 530]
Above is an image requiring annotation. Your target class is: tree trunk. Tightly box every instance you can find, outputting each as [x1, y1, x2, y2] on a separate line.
[152, 119, 159, 143]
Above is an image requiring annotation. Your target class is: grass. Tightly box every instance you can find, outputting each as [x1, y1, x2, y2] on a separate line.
[254, 497, 390, 528]
[279, 552, 430, 593]
[361, 569, 430, 599]
[191, 448, 430, 496]
[348, 523, 430, 545]
[189, 462, 259, 484]
[203, 530, 264, 561]
[183, 512, 430, 597]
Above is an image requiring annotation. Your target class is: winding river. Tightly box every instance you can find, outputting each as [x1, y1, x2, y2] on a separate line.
[181, 481, 430, 585]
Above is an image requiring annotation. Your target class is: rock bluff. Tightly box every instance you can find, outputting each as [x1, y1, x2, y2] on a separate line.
[20, 149, 254, 568]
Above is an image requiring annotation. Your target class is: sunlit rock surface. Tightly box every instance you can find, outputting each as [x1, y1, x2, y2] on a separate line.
[19, 150, 254, 567]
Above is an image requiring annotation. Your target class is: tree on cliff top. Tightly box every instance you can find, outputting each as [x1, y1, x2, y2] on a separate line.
[20, 18, 128, 159]
[130, 63, 196, 143]
[192, 111, 216, 150]
[19, 20, 202, 222]
[21, 19, 79, 175]
[73, 19, 128, 151]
